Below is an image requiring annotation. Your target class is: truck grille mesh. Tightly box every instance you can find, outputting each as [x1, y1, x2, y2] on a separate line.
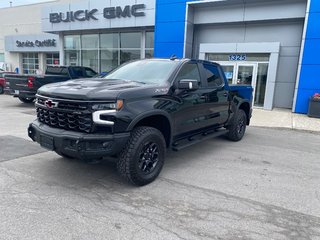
[35, 96, 94, 133]
[36, 108, 93, 133]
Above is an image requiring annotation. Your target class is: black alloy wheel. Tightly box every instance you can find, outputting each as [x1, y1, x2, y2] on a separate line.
[237, 114, 246, 136]
[138, 142, 160, 174]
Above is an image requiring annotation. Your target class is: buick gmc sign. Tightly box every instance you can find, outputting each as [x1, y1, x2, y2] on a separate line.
[49, 4, 145, 23]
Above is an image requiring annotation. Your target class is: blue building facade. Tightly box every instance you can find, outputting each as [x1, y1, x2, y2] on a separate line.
[294, 0, 320, 113]
[154, 0, 198, 58]
[154, 0, 319, 114]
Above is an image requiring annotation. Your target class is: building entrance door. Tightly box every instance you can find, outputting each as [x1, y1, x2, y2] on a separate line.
[218, 62, 267, 107]
[236, 64, 257, 86]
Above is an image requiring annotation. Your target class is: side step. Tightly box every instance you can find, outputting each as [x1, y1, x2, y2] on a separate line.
[172, 129, 229, 151]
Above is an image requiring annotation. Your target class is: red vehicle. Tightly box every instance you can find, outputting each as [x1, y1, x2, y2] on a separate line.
[0, 72, 15, 94]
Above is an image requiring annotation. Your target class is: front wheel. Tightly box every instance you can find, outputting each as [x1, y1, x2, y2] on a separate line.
[226, 109, 247, 142]
[117, 126, 166, 186]
[18, 96, 35, 103]
[0, 85, 3, 94]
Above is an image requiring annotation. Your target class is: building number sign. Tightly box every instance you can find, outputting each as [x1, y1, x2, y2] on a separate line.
[229, 54, 247, 61]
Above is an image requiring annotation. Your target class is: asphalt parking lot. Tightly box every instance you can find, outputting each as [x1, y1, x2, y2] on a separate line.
[0, 94, 319, 240]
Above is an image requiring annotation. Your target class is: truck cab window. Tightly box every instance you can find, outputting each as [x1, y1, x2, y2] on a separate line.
[176, 63, 201, 85]
[85, 68, 97, 77]
[203, 64, 223, 88]
[72, 67, 84, 77]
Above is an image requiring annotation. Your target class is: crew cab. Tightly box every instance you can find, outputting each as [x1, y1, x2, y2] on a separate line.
[28, 58, 253, 186]
[5, 66, 97, 103]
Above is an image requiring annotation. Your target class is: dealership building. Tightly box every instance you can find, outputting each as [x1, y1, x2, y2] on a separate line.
[0, 0, 319, 114]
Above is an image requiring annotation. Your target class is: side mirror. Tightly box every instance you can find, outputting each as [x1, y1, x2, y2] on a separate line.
[178, 79, 199, 90]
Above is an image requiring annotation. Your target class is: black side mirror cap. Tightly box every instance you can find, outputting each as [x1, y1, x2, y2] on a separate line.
[178, 79, 199, 90]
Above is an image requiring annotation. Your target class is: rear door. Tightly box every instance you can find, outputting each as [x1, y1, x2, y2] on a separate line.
[200, 63, 230, 126]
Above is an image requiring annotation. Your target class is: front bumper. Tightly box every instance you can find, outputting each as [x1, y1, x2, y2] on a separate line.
[28, 120, 130, 160]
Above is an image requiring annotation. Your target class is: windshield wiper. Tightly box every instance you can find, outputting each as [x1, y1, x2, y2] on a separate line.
[129, 80, 146, 84]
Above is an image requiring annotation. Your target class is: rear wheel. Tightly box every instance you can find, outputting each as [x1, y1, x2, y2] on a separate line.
[0, 85, 3, 94]
[227, 109, 247, 141]
[117, 126, 166, 186]
[18, 96, 35, 103]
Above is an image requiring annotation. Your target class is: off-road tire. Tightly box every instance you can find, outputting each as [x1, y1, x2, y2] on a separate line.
[227, 109, 247, 141]
[18, 96, 35, 103]
[0, 85, 3, 94]
[117, 126, 166, 186]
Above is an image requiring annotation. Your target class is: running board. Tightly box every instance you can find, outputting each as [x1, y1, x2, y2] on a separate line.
[172, 129, 229, 151]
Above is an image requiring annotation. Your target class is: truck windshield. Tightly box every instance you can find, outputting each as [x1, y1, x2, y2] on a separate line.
[104, 60, 179, 84]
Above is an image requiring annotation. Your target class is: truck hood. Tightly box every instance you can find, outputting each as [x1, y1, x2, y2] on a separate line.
[37, 78, 165, 100]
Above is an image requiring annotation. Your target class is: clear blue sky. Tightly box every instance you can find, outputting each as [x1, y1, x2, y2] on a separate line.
[0, 0, 52, 8]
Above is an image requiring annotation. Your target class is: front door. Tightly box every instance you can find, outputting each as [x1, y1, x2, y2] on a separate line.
[172, 62, 206, 137]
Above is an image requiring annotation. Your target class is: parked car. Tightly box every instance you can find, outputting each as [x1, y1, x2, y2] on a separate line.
[5, 66, 97, 103]
[28, 58, 253, 186]
[0, 71, 15, 94]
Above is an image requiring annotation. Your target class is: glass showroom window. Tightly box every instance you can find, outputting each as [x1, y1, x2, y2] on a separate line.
[64, 31, 153, 72]
[46, 53, 59, 66]
[120, 32, 141, 64]
[0, 53, 4, 62]
[81, 34, 99, 72]
[100, 33, 119, 73]
[145, 31, 154, 58]
[22, 53, 39, 74]
[64, 35, 80, 66]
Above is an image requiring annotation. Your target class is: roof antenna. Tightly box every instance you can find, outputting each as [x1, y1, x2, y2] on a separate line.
[170, 54, 177, 60]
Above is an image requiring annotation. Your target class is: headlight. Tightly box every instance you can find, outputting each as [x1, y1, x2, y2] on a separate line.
[92, 99, 123, 111]
[92, 100, 123, 126]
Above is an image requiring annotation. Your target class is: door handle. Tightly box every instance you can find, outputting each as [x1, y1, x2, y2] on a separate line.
[223, 92, 228, 97]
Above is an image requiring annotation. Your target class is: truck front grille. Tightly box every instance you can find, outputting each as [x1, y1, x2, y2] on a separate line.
[36, 98, 88, 111]
[36, 107, 93, 133]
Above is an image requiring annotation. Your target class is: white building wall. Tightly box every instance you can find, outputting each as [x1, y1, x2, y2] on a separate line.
[0, 0, 69, 71]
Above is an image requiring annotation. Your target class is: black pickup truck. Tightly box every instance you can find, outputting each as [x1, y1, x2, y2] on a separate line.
[28, 58, 253, 186]
[5, 66, 97, 103]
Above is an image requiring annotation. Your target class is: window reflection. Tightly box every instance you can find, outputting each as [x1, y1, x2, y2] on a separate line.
[63, 31, 154, 72]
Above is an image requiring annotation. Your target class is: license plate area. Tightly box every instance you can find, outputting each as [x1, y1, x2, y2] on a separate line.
[40, 134, 54, 150]
[14, 90, 19, 94]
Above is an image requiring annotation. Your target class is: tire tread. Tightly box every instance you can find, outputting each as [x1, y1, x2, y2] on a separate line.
[117, 126, 166, 186]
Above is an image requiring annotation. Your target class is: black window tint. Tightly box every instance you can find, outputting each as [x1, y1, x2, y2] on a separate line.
[72, 67, 84, 77]
[176, 63, 201, 83]
[45, 66, 68, 75]
[85, 68, 97, 77]
[203, 64, 223, 87]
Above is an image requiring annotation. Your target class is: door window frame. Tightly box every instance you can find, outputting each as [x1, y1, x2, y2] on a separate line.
[173, 61, 203, 88]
